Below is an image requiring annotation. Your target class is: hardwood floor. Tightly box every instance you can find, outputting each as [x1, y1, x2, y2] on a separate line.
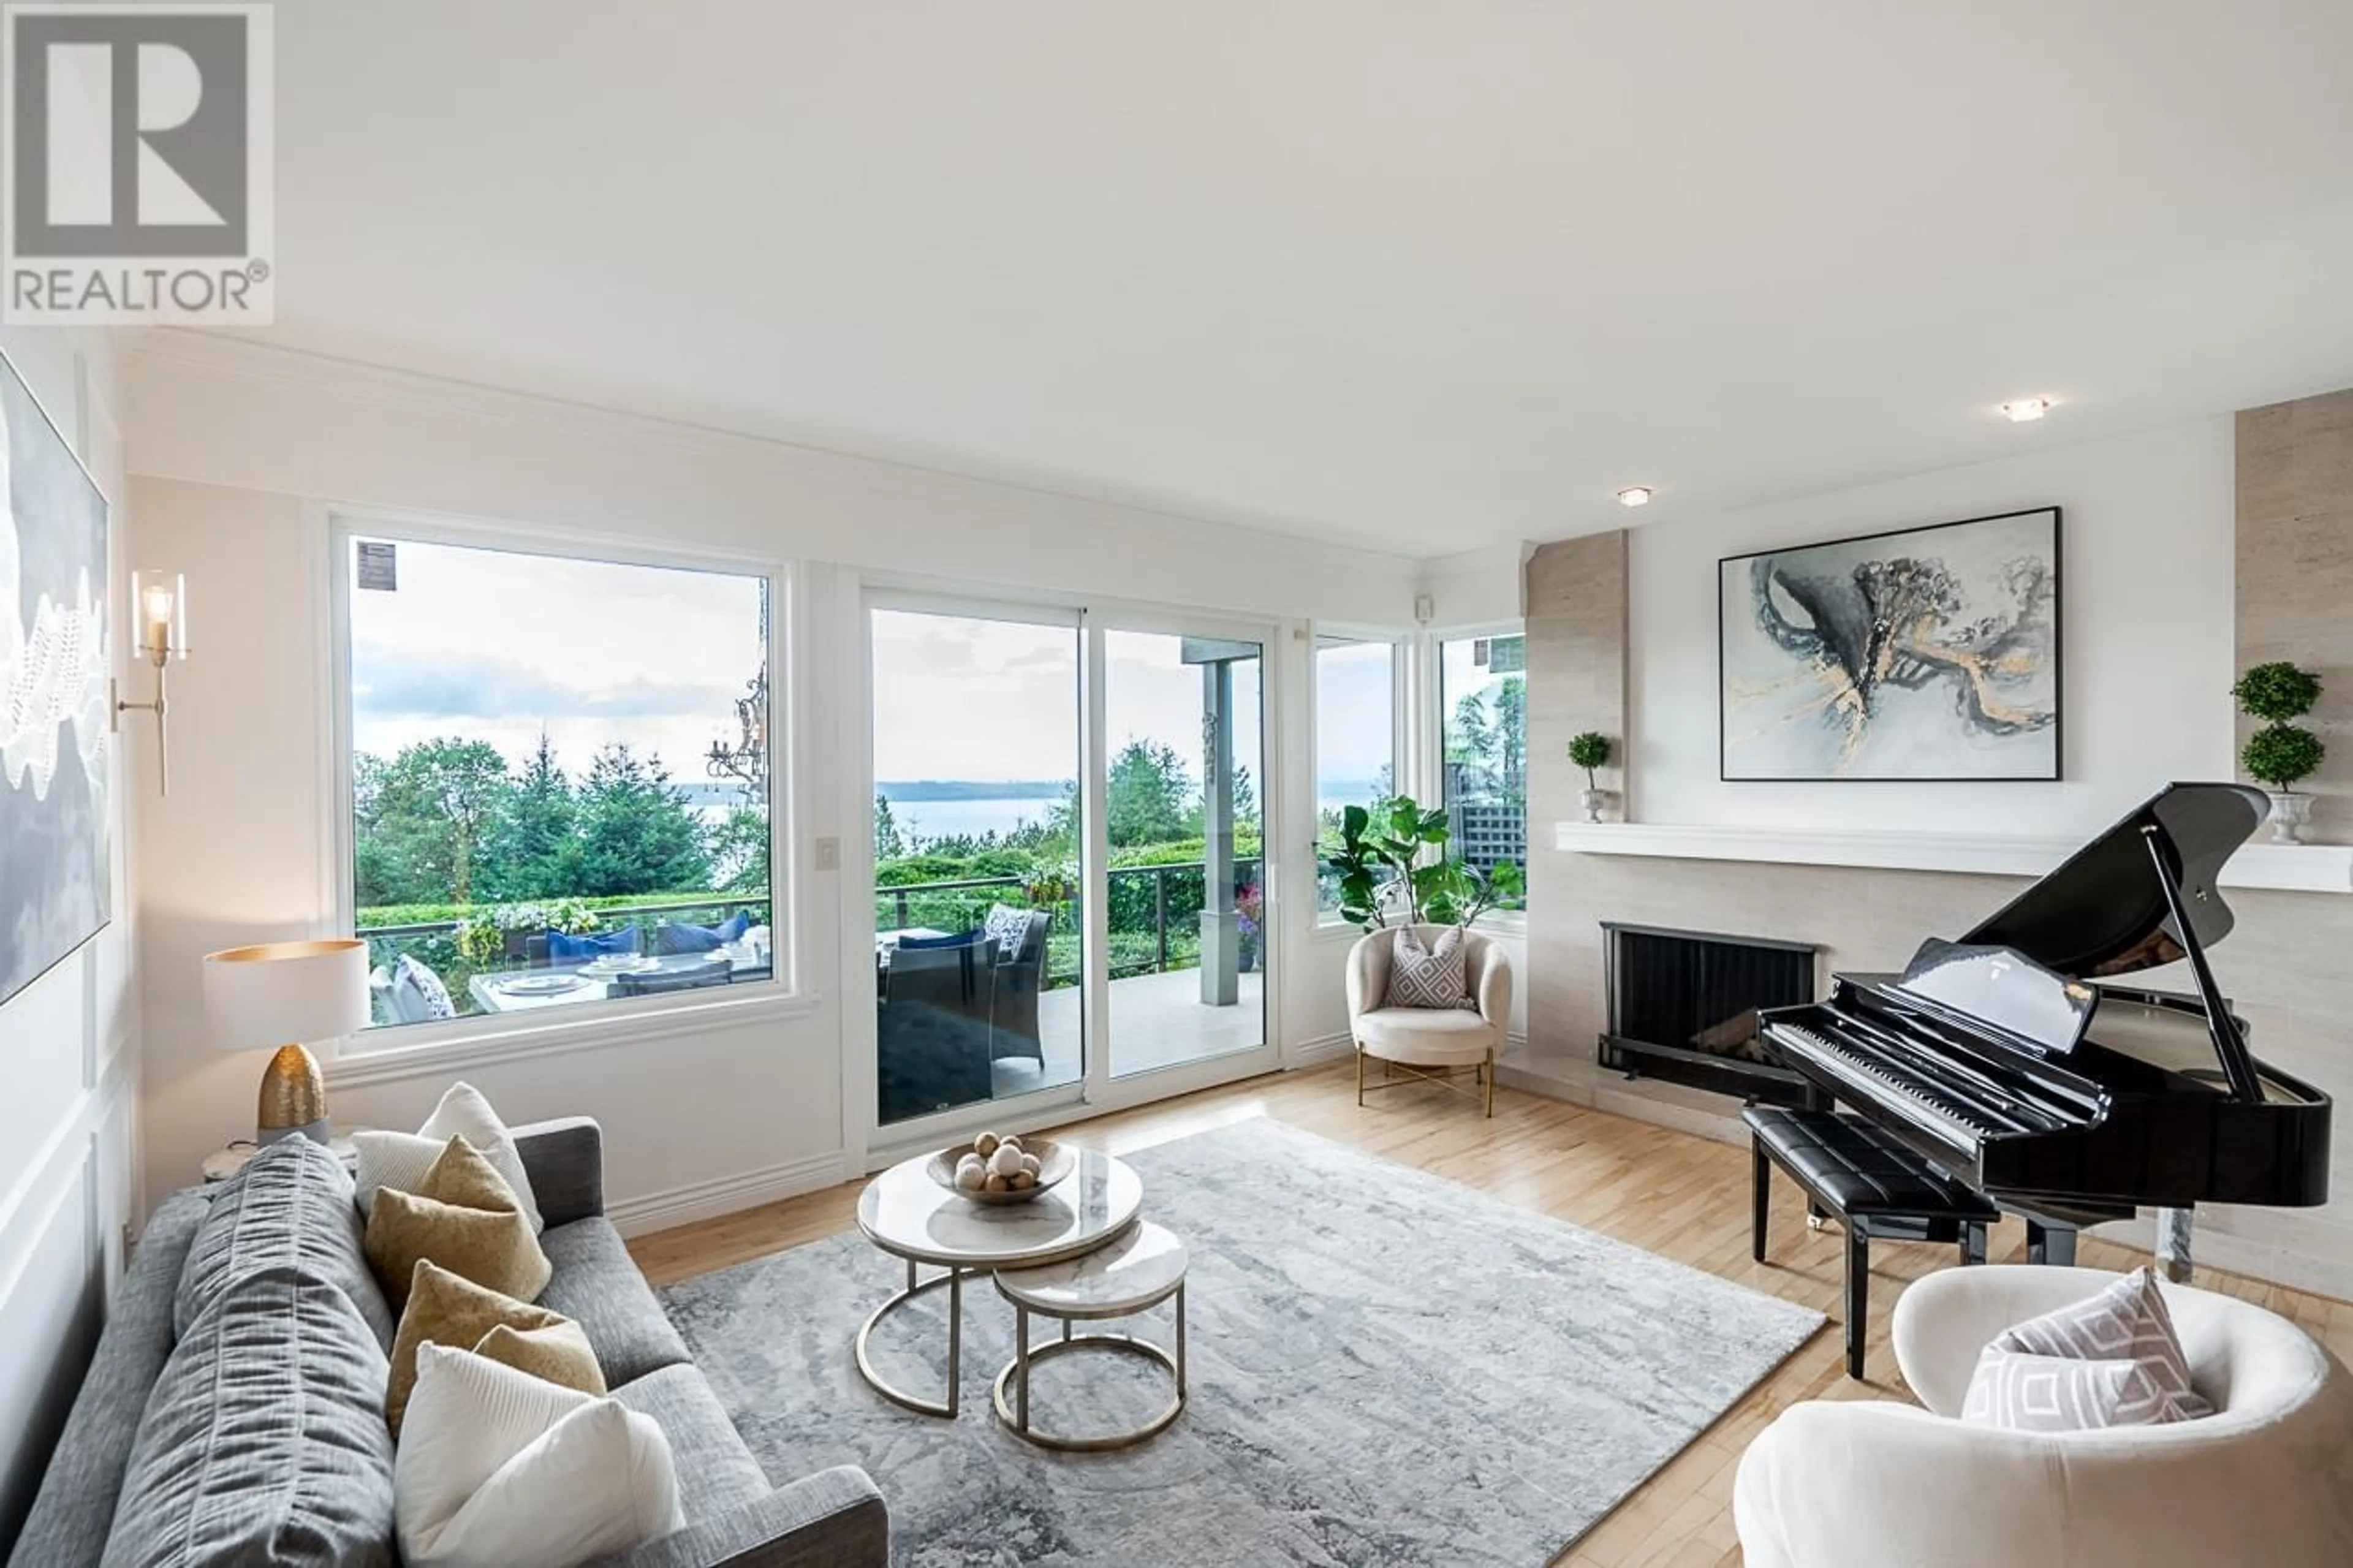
[629, 1064, 2353, 1567]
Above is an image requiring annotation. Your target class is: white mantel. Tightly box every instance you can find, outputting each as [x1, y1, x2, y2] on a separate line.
[1553, 822, 2353, 895]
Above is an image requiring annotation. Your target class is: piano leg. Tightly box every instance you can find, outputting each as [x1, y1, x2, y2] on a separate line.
[2026, 1219, 2078, 1267]
[1751, 1140, 1770, 1263]
[1960, 1221, 1987, 1267]
[1844, 1223, 1869, 1379]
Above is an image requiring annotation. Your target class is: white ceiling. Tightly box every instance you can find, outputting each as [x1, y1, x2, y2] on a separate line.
[251, 1, 2353, 556]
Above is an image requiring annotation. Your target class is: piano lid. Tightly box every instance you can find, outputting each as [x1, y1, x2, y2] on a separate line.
[1960, 782, 2272, 982]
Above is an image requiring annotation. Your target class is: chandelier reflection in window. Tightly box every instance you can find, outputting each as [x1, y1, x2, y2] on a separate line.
[707, 583, 771, 801]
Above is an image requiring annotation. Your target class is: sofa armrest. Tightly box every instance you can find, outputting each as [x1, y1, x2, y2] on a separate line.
[512, 1116, 605, 1228]
[597, 1468, 888, 1568]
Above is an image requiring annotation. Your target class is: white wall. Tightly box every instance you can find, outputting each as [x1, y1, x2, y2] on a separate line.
[0, 327, 137, 1547]
[124, 337, 1422, 1224]
[1629, 418, 2237, 833]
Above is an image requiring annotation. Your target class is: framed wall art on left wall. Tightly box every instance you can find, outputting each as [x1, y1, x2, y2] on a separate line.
[0, 349, 113, 1009]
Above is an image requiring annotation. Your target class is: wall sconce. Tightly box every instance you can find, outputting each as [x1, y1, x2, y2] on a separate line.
[113, 568, 189, 793]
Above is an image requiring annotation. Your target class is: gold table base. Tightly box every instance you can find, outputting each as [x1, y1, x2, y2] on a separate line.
[853, 1261, 968, 1418]
[990, 1284, 1187, 1452]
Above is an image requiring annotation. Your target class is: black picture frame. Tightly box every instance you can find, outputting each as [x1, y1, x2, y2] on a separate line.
[1717, 506, 2063, 783]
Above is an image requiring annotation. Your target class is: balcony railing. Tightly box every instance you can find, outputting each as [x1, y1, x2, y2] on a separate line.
[876, 858, 1264, 987]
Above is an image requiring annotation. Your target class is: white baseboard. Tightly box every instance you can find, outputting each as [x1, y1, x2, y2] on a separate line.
[1287, 1032, 1355, 1067]
[606, 1150, 854, 1239]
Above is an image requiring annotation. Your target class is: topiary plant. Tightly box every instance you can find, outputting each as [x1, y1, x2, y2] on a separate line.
[2232, 662, 2322, 723]
[2243, 724, 2325, 790]
[1567, 732, 1612, 790]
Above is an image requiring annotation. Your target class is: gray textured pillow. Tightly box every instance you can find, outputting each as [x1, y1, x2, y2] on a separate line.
[1961, 1267, 2212, 1431]
[1384, 926, 1471, 1009]
[102, 1265, 396, 1568]
[176, 1136, 395, 1350]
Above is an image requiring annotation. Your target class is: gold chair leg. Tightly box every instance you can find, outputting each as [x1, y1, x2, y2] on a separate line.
[1485, 1049, 1495, 1118]
[1355, 1045, 1364, 1107]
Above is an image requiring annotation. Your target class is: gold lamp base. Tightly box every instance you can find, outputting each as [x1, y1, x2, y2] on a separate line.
[256, 1042, 330, 1145]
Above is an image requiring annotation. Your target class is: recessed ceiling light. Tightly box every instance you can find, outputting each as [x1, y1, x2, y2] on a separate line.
[2000, 398, 2052, 423]
[1616, 486, 1653, 507]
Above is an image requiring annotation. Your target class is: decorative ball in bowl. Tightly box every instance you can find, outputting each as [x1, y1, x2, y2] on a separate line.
[927, 1132, 1075, 1206]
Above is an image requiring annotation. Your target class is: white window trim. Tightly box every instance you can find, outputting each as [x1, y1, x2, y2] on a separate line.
[317, 503, 805, 1066]
[1309, 624, 1409, 928]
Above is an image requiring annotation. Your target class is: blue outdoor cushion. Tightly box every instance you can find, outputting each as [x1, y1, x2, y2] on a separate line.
[895, 929, 989, 950]
[654, 909, 752, 955]
[548, 924, 639, 960]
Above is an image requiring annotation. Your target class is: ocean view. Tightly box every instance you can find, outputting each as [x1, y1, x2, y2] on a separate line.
[876, 779, 1385, 843]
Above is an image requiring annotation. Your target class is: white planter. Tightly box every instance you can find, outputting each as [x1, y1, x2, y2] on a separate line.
[2267, 790, 2314, 845]
[1578, 787, 1607, 825]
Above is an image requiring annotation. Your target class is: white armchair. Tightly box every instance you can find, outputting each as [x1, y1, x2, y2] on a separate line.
[1734, 1265, 2353, 1568]
[1345, 925, 1511, 1117]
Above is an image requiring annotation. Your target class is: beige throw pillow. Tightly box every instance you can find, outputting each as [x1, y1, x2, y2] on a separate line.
[366, 1136, 551, 1310]
[388, 1260, 588, 1437]
[353, 1082, 545, 1235]
[472, 1320, 605, 1398]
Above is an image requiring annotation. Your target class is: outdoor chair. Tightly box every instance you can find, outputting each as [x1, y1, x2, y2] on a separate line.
[983, 905, 1052, 1067]
[877, 931, 995, 1123]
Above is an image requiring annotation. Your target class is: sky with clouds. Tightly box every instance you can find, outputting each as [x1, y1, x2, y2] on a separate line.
[349, 539, 1399, 808]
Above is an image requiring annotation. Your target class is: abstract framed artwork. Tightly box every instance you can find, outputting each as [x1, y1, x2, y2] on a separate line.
[0, 350, 113, 1009]
[1719, 507, 2061, 782]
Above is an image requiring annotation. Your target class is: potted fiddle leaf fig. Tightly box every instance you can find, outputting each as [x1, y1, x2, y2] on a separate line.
[1322, 794, 1523, 932]
[2233, 662, 2325, 843]
[1567, 732, 1613, 823]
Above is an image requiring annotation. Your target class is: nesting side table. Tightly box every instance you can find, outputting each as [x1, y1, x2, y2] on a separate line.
[990, 1220, 1189, 1452]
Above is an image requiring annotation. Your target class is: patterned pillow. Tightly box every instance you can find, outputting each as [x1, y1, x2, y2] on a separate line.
[1961, 1267, 2213, 1431]
[983, 904, 1033, 960]
[393, 953, 457, 1021]
[1384, 926, 1471, 1010]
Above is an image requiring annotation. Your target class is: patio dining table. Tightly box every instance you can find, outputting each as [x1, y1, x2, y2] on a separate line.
[468, 945, 770, 1014]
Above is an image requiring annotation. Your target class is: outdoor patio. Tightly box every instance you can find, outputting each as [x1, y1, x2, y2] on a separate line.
[989, 965, 1265, 1096]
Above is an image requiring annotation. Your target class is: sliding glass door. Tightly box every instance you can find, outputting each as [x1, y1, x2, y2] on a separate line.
[870, 605, 1083, 1127]
[1099, 627, 1267, 1078]
[866, 599, 1279, 1141]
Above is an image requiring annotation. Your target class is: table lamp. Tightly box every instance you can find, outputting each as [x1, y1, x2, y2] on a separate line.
[202, 939, 371, 1145]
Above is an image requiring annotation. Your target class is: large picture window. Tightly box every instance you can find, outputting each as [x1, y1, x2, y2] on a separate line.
[1439, 631, 1525, 902]
[1314, 634, 1397, 917]
[341, 529, 778, 1032]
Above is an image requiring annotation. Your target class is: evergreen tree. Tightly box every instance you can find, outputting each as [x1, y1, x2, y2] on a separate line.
[368, 737, 510, 904]
[1105, 739, 1194, 847]
[574, 743, 711, 895]
[874, 793, 905, 862]
[481, 731, 578, 899]
[709, 806, 771, 893]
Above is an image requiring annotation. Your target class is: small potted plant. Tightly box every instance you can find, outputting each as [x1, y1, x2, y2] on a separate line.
[1568, 732, 1613, 824]
[1235, 883, 1262, 971]
[2233, 662, 2325, 843]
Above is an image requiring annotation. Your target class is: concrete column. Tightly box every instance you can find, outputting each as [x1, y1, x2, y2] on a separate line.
[1199, 658, 1237, 1006]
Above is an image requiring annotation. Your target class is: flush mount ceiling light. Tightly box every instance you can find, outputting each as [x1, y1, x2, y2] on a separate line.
[2000, 398, 2052, 423]
[1616, 486, 1653, 507]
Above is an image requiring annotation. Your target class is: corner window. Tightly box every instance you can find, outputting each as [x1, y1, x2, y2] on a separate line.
[1314, 635, 1398, 917]
[1439, 632, 1525, 906]
[340, 529, 779, 1033]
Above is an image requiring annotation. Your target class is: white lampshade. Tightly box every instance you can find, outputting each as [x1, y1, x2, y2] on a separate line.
[202, 940, 371, 1053]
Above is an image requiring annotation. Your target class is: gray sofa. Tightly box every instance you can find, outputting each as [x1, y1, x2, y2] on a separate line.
[10, 1118, 887, 1568]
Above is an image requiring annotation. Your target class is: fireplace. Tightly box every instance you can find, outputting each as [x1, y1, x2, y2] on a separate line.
[1599, 922, 1819, 1105]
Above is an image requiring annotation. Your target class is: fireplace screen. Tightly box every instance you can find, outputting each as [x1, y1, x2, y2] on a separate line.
[1600, 922, 1818, 1104]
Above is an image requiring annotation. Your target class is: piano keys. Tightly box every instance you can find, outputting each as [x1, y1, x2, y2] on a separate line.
[1759, 782, 2332, 1263]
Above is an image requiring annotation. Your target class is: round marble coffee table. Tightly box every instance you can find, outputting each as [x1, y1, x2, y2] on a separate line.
[991, 1220, 1189, 1452]
[854, 1146, 1142, 1418]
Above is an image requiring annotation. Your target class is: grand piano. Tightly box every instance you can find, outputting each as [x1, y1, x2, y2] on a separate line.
[1760, 781, 2332, 1265]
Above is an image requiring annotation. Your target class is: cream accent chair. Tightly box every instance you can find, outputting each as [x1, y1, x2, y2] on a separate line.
[1346, 925, 1511, 1117]
[1734, 1265, 2353, 1568]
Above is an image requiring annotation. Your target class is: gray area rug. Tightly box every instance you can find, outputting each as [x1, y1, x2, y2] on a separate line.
[659, 1117, 1822, 1567]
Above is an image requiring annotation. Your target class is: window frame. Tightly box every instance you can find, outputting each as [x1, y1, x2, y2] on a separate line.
[320, 506, 806, 1067]
[1309, 626, 1407, 928]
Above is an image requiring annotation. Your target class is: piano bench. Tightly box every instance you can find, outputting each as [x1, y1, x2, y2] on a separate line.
[1744, 1106, 2000, 1381]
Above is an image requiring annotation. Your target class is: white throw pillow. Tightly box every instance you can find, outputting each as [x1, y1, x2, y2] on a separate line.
[395, 1342, 684, 1568]
[1961, 1267, 2212, 1431]
[354, 1082, 544, 1234]
[1384, 926, 1472, 1010]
